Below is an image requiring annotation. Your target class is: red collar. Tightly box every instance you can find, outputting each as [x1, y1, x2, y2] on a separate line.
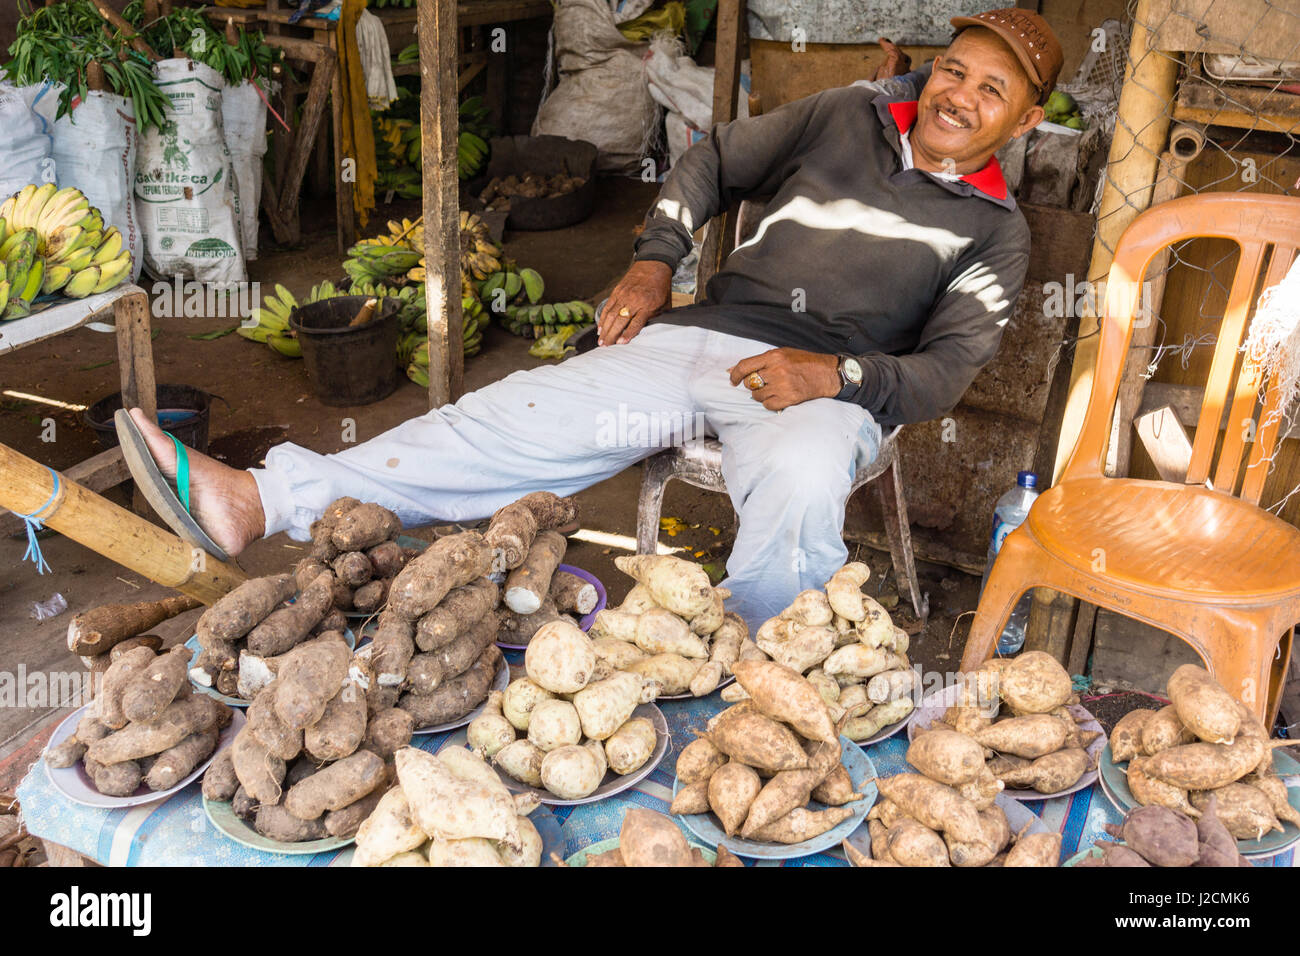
[886, 100, 1008, 202]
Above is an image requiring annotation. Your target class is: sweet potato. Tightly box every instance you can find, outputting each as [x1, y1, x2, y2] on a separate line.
[388, 532, 493, 621]
[527, 699, 583, 753]
[360, 708, 415, 761]
[145, 727, 219, 791]
[1167, 665, 1241, 745]
[887, 819, 949, 866]
[243, 684, 303, 760]
[549, 570, 598, 616]
[504, 530, 567, 615]
[498, 815, 543, 868]
[353, 786, 427, 866]
[749, 806, 854, 844]
[485, 492, 577, 571]
[876, 773, 984, 844]
[591, 639, 648, 672]
[1142, 705, 1196, 755]
[1110, 708, 1156, 763]
[540, 744, 604, 799]
[1004, 831, 1061, 867]
[283, 749, 385, 820]
[303, 680, 368, 762]
[333, 550, 374, 588]
[351, 578, 391, 614]
[782, 589, 835, 627]
[1100, 844, 1151, 867]
[1245, 773, 1300, 828]
[253, 802, 326, 843]
[1143, 732, 1266, 791]
[200, 574, 297, 643]
[467, 691, 516, 758]
[627, 653, 702, 696]
[824, 563, 871, 621]
[632, 608, 710, 659]
[605, 717, 657, 775]
[330, 502, 400, 552]
[524, 620, 597, 694]
[614, 554, 714, 619]
[1127, 755, 1200, 817]
[501, 677, 554, 731]
[823, 644, 906, 680]
[494, 739, 545, 787]
[907, 729, 986, 786]
[688, 588, 727, 636]
[956, 766, 1004, 810]
[243, 572, 333, 659]
[843, 697, 915, 741]
[202, 747, 239, 801]
[411, 613, 498, 693]
[676, 737, 727, 785]
[1194, 795, 1245, 867]
[689, 662, 724, 698]
[366, 539, 408, 578]
[620, 808, 693, 867]
[1191, 784, 1282, 840]
[709, 613, 747, 677]
[972, 714, 1070, 759]
[740, 766, 822, 838]
[758, 621, 837, 674]
[1111, 804, 1200, 866]
[732, 659, 837, 744]
[1016, 747, 1091, 794]
[945, 805, 1011, 867]
[999, 650, 1072, 715]
[399, 645, 501, 727]
[325, 780, 393, 840]
[709, 762, 762, 836]
[868, 668, 919, 704]
[671, 780, 711, 814]
[88, 758, 143, 797]
[706, 704, 808, 771]
[230, 725, 287, 804]
[96, 645, 157, 730]
[567, 672, 648, 742]
[118, 644, 189, 724]
[273, 634, 352, 731]
[87, 696, 224, 764]
[415, 577, 499, 651]
[812, 763, 862, 806]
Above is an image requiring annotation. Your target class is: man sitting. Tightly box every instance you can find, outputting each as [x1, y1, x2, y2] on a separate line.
[121, 8, 1061, 630]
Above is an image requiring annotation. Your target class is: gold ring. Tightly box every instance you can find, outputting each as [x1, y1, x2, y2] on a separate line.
[744, 372, 765, 390]
[618, 307, 631, 317]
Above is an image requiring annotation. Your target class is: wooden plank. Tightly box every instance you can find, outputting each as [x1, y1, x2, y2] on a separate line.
[1150, 0, 1300, 62]
[1024, 586, 1078, 666]
[695, 0, 744, 300]
[1091, 608, 1200, 693]
[1173, 78, 1300, 136]
[330, 38, 354, 253]
[419, 0, 463, 408]
[1067, 601, 1098, 677]
[1134, 405, 1194, 481]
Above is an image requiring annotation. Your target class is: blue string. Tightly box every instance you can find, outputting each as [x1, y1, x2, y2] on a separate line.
[17, 467, 59, 575]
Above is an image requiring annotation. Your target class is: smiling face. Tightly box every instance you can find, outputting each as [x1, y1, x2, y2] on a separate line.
[911, 27, 1045, 175]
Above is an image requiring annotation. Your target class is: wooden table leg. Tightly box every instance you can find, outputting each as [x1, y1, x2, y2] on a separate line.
[42, 839, 91, 867]
[115, 289, 158, 518]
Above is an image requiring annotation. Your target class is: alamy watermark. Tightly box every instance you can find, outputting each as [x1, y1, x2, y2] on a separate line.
[150, 277, 261, 320]
[595, 403, 709, 449]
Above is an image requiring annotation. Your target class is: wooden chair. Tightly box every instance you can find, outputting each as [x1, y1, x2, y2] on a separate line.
[961, 192, 1300, 722]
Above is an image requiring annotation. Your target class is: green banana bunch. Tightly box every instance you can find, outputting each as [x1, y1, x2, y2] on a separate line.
[458, 131, 488, 180]
[238, 283, 299, 352]
[500, 299, 596, 339]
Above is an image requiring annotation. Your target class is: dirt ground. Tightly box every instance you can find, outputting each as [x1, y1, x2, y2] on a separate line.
[0, 176, 990, 777]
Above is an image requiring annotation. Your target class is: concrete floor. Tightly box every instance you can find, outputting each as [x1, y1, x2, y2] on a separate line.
[0, 176, 982, 779]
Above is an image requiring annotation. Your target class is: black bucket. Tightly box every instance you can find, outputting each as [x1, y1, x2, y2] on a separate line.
[290, 295, 402, 406]
[85, 384, 216, 454]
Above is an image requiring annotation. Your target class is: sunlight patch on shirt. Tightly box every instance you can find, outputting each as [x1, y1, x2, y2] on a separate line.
[653, 199, 695, 234]
[733, 196, 970, 256]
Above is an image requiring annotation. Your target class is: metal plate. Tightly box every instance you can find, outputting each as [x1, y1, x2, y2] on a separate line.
[185, 628, 357, 708]
[565, 834, 717, 867]
[907, 684, 1107, 800]
[410, 658, 511, 735]
[852, 698, 918, 746]
[495, 703, 669, 806]
[654, 674, 736, 702]
[1098, 744, 1300, 859]
[673, 736, 877, 860]
[44, 706, 244, 809]
[203, 793, 354, 856]
[842, 791, 1054, 865]
[496, 564, 608, 649]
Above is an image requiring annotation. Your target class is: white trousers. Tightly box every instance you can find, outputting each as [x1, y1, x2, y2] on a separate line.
[251, 324, 882, 631]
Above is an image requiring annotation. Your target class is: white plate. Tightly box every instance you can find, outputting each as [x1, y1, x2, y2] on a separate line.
[907, 684, 1107, 800]
[495, 703, 669, 806]
[410, 658, 511, 735]
[842, 791, 1055, 864]
[44, 704, 245, 809]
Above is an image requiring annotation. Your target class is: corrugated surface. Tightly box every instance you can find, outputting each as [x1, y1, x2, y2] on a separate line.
[747, 0, 987, 44]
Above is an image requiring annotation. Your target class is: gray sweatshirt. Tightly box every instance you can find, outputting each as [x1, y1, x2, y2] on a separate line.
[633, 71, 1030, 427]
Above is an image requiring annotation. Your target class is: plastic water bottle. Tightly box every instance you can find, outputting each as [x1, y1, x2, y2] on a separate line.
[979, 471, 1040, 655]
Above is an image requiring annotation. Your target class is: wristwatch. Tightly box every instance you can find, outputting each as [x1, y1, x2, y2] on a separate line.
[836, 354, 864, 398]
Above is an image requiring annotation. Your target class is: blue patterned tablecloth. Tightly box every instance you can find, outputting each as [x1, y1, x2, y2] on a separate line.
[16, 683, 1296, 867]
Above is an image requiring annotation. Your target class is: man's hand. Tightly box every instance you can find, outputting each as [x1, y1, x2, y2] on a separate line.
[728, 348, 843, 411]
[598, 260, 672, 346]
[871, 37, 912, 81]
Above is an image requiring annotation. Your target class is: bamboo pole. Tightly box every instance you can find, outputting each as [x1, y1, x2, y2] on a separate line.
[1050, 0, 1181, 482]
[418, 0, 462, 408]
[0, 442, 246, 604]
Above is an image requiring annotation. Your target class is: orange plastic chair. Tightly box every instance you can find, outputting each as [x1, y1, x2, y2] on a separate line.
[961, 192, 1300, 722]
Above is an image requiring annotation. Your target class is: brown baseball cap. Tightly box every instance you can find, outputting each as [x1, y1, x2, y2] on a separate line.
[950, 8, 1064, 105]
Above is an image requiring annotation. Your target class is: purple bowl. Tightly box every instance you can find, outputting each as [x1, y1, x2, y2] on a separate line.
[496, 563, 606, 650]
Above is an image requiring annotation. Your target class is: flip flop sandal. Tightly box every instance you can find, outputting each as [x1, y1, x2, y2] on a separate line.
[114, 408, 230, 562]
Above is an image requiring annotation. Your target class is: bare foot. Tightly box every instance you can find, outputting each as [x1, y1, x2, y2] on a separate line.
[128, 407, 266, 556]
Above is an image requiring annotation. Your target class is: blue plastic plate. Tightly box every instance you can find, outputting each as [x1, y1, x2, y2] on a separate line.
[1098, 744, 1300, 858]
[673, 735, 877, 860]
[185, 627, 356, 707]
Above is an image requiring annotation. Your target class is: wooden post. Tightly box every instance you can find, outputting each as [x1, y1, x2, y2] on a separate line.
[418, 0, 463, 408]
[1050, 0, 1181, 482]
[694, 0, 744, 298]
[0, 443, 246, 604]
